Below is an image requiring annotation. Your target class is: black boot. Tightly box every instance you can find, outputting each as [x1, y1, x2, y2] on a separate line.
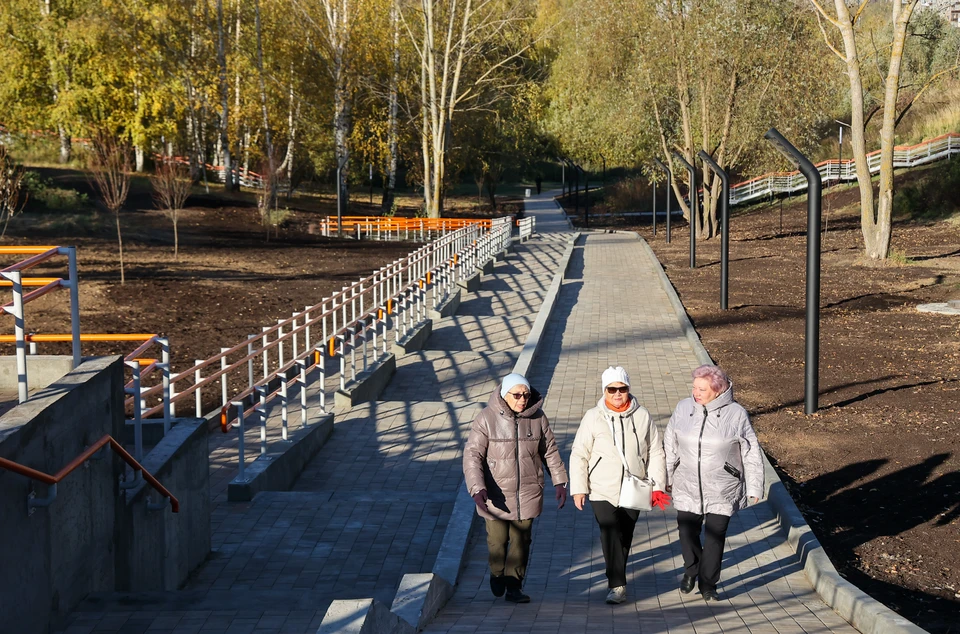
[489, 574, 506, 597]
[504, 576, 530, 603]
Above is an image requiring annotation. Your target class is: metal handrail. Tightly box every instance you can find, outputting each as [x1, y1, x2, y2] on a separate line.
[0, 433, 179, 513]
[1, 246, 82, 402]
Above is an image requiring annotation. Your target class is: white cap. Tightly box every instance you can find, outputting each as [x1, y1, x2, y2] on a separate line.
[500, 373, 531, 398]
[601, 366, 630, 390]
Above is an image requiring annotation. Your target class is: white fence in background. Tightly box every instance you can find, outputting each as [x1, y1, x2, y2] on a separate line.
[729, 133, 960, 207]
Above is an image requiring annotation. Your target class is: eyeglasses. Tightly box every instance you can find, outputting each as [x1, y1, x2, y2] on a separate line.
[605, 386, 629, 394]
[507, 392, 531, 400]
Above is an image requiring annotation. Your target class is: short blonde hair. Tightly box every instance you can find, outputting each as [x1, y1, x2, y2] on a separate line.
[692, 364, 729, 393]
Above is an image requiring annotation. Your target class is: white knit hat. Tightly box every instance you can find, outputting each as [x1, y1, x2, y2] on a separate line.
[500, 373, 531, 398]
[601, 366, 630, 390]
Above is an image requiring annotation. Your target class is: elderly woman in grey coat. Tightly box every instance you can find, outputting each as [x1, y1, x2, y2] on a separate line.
[665, 364, 764, 601]
[463, 373, 568, 604]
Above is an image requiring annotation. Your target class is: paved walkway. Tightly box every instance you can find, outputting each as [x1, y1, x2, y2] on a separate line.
[54, 191, 857, 634]
[424, 192, 856, 634]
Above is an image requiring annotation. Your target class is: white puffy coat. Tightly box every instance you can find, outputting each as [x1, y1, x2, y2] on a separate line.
[664, 383, 764, 516]
[569, 397, 667, 507]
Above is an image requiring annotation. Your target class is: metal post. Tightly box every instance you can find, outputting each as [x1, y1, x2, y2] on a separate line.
[160, 337, 171, 433]
[671, 151, 697, 268]
[65, 247, 81, 368]
[297, 358, 308, 428]
[127, 360, 143, 462]
[3, 271, 28, 402]
[583, 167, 590, 228]
[764, 127, 822, 415]
[651, 174, 656, 236]
[256, 385, 268, 455]
[573, 164, 580, 217]
[336, 156, 348, 238]
[653, 158, 672, 243]
[697, 151, 730, 310]
[232, 401, 246, 482]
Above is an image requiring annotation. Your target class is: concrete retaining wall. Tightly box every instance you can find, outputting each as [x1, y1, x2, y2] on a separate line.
[0, 354, 77, 393]
[0, 356, 125, 634]
[117, 418, 211, 591]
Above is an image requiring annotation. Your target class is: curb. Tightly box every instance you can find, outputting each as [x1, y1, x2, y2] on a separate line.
[635, 233, 929, 634]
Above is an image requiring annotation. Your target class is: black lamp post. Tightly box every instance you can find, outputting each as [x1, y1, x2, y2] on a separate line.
[764, 127, 822, 415]
[697, 150, 730, 310]
[573, 162, 580, 218]
[336, 155, 349, 238]
[653, 157, 672, 243]
[671, 151, 697, 268]
[650, 169, 657, 237]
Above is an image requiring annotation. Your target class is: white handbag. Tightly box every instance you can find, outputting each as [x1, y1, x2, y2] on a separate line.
[608, 417, 653, 511]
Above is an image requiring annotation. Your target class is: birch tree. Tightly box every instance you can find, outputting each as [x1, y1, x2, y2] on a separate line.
[402, 0, 543, 217]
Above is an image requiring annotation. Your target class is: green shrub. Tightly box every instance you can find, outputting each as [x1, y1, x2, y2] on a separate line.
[22, 172, 90, 210]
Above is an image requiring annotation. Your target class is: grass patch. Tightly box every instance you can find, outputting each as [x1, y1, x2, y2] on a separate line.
[893, 155, 960, 221]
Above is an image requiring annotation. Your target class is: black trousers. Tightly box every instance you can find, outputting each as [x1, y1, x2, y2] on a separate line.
[676, 510, 731, 592]
[591, 500, 641, 588]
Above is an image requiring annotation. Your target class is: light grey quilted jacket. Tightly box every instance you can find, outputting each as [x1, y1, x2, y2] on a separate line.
[664, 383, 764, 516]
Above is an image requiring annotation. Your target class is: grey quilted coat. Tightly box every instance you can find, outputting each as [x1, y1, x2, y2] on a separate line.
[664, 383, 764, 516]
[462, 388, 568, 521]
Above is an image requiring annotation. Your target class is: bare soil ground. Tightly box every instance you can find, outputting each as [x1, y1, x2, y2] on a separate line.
[566, 177, 960, 631]
[1, 167, 519, 382]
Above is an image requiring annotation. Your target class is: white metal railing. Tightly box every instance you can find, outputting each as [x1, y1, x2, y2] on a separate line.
[0, 246, 81, 402]
[518, 216, 536, 240]
[729, 132, 960, 207]
[133, 219, 512, 475]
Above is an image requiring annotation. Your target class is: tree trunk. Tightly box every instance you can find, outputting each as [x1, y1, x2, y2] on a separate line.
[868, 1, 918, 259]
[217, 0, 235, 191]
[381, 0, 400, 215]
[833, 1, 876, 257]
[254, 0, 275, 206]
[58, 125, 71, 164]
[135, 146, 144, 172]
[115, 211, 125, 285]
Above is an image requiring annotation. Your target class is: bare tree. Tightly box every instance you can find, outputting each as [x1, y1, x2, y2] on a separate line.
[807, 0, 935, 259]
[150, 160, 192, 260]
[0, 145, 28, 239]
[89, 133, 132, 284]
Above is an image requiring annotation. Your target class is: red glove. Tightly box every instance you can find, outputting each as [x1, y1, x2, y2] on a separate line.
[555, 484, 567, 509]
[651, 490, 671, 510]
[472, 489, 488, 510]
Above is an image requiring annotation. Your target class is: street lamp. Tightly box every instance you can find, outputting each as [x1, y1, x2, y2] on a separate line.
[835, 119, 852, 186]
[697, 150, 730, 310]
[653, 157, 672, 243]
[764, 127, 822, 415]
[671, 150, 697, 268]
[336, 155, 349, 238]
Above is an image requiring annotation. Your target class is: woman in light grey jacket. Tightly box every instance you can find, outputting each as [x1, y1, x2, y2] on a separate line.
[665, 364, 764, 601]
[569, 366, 669, 605]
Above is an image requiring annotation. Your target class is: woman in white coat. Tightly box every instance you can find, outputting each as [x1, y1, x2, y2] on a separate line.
[569, 366, 670, 604]
[665, 364, 764, 601]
